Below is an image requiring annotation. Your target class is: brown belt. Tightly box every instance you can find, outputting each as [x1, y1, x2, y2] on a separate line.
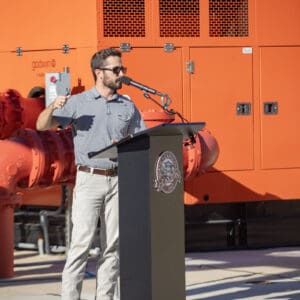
[78, 165, 118, 176]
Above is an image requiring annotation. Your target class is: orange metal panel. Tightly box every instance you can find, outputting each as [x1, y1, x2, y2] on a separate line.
[120, 48, 184, 121]
[97, 0, 154, 47]
[190, 47, 254, 171]
[257, 0, 300, 45]
[260, 46, 300, 169]
[97, 0, 254, 48]
[0, 48, 95, 97]
[185, 168, 300, 204]
[0, 0, 97, 50]
[0, 50, 75, 96]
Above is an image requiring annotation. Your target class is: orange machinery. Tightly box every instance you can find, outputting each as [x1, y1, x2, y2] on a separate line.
[0, 0, 300, 276]
[0, 0, 299, 204]
[0, 90, 219, 277]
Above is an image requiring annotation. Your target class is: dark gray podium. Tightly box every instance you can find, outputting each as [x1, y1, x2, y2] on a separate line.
[89, 122, 205, 300]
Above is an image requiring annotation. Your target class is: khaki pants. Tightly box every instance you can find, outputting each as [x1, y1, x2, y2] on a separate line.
[62, 170, 119, 300]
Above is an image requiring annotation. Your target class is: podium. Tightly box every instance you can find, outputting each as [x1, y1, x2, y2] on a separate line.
[89, 122, 205, 300]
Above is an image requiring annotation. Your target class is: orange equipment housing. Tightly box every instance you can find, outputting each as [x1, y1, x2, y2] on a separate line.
[0, 0, 300, 276]
[0, 0, 299, 205]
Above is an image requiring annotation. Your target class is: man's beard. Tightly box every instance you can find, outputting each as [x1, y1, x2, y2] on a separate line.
[103, 77, 122, 91]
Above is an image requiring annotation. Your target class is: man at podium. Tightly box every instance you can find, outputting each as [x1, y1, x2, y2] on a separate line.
[36, 48, 146, 300]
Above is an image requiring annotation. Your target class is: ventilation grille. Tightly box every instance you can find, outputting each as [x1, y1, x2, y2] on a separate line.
[209, 0, 248, 37]
[159, 0, 200, 37]
[103, 0, 145, 37]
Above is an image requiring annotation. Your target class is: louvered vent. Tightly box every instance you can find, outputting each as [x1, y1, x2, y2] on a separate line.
[103, 0, 145, 37]
[159, 0, 200, 37]
[209, 0, 248, 37]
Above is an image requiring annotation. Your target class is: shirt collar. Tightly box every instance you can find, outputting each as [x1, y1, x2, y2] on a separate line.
[90, 86, 119, 102]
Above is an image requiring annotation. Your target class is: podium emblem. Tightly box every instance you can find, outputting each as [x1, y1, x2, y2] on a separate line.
[154, 151, 181, 194]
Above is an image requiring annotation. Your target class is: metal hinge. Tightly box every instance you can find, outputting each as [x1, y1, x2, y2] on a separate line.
[16, 47, 23, 56]
[62, 44, 70, 54]
[164, 43, 175, 52]
[120, 43, 131, 52]
[186, 61, 194, 74]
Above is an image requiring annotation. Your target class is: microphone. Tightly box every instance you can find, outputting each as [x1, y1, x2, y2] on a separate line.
[120, 76, 157, 95]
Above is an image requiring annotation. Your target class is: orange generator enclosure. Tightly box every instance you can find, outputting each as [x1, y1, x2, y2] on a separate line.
[0, 0, 300, 253]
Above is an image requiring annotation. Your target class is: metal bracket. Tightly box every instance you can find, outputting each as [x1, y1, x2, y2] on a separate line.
[16, 47, 23, 56]
[264, 102, 278, 114]
[62, 44, 70, 54]
[164, 43, 175, 52]
[236, 102, 251, 115]
[120, 43, 131, 52]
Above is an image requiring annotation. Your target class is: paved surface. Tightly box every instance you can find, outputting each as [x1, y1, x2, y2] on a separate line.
[0, 247, 300, 299]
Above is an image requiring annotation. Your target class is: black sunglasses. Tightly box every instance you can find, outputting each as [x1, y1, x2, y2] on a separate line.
[100, 66, 127, 75]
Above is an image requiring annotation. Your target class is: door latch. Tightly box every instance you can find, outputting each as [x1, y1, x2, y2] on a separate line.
[236, 102, 251, 115]
[264, 102, 278, 114]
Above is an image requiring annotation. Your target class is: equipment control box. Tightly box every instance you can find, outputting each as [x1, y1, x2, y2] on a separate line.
[45, 67, 70, 106]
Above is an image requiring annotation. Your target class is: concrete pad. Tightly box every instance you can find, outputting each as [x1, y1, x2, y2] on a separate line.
[0, 247, 300, 299]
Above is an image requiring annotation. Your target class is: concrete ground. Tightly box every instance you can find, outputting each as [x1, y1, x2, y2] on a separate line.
[0, 247, 300, 299]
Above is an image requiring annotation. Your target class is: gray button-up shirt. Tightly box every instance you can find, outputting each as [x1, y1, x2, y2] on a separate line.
[53, 87, 146, 169]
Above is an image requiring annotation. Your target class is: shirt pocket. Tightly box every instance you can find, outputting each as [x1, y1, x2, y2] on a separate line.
[114, 113, 131, 138]
[117, 113, 130, 122]
[117, 113, 131, 129]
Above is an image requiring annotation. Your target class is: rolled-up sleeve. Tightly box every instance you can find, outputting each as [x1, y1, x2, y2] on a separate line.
[52, 96, 76, 128]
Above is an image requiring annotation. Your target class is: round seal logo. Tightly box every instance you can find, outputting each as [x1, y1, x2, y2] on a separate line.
[154, 151, 182, 194]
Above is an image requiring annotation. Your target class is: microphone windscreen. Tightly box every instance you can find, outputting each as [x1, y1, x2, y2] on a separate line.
[120, 76, 132, 85]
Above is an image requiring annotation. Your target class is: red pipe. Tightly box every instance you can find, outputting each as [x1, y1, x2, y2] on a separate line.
[141, 110, 219, 181]
[0, 89, 44, 139]
[0, 128, 75, 194]
[183, 128, 219, 180]
[0, 129, 75, 278]
[0, 136, 33, 278]
[0, 136, 33, 199]
[0, 204, 15, 278]
[0, 90, 219, 180]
